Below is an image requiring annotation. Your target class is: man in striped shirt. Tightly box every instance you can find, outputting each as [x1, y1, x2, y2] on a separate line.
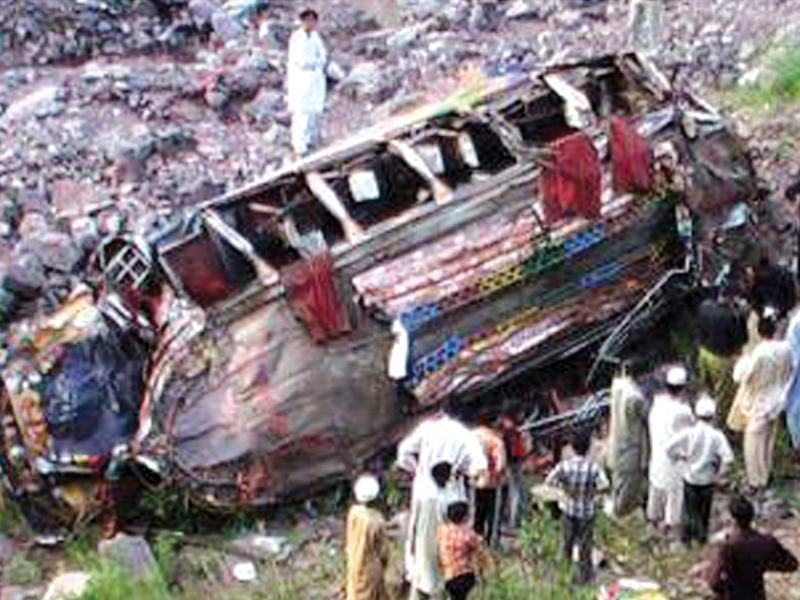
[545, 431, 609, 583]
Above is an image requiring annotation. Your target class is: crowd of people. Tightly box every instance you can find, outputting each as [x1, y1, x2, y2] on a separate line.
[342, 259, 800, 600]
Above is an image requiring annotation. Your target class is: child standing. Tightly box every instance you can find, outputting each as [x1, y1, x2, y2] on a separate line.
[545, 431, 609, 584]
[437, 501, 488, 600]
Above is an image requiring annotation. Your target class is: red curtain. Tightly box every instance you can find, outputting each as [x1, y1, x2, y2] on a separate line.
[540, 132, 602, 225]
[610, 116, 651, 194]
[280, 252, 351, 343]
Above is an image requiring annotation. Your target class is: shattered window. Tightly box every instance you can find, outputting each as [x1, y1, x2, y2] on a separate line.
[220, 198, 301, 269]
[224, 178, 347, 253]
[160, 223, 257, 309]
[326, 148, 432, 229]
[501, 91, 578, 145]
[409, 122, 516, 188]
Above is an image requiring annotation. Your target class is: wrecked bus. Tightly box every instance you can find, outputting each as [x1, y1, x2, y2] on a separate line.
[0, 53, 759, 526]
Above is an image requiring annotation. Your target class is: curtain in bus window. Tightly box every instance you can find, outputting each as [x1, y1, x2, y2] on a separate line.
[280, 251, 351, 343]
[540, 132, 602, 225]
[610, 116, 651, 194]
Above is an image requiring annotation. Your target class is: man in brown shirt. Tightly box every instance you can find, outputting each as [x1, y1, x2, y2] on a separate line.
[707, 496, 798, 600]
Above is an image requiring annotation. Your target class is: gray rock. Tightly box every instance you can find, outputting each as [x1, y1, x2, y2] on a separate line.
[98, 533, 159, 581]
[257, 19, 291, 49]
[0, 533, 15, 564]
[24, 232, 80, 274]
[189, 0, 216, 27]
[352, 30, 391, 58]
[469, 2, 501, 32]
[243, 88, 284, 122]
[42, 573, 90, 600]
[387, 26, 422, 53]
[760, 498, 792, 521]
[228, 533, 292, 561]
[177, 178, 225, 204]
[9, 246, 46, 289]
[505, 0, 542, 21]
[1, 85, 66, 127]
[1, 586, 44, 600]
[341, 61, 400, 104]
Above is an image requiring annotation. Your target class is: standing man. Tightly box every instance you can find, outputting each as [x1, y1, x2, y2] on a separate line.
[472, 415, 507, 546]
[607, 369, 649, 518]
[666, 395, 734, 546]
[647, 366, 694, 539]
[729, 314, 794, 494]
[396, 410, 488, 600]
[346, 474, 391, 600]
[287, 9, 329, 157]
[545, 431, 609, 584]
[498, 411, 527, 530]
[696, 289, 749, 428]
[707, 496, 798, 600]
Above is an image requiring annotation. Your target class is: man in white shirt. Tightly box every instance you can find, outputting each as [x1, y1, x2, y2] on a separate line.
[396, 410, 488, 600]
[647, 365, 694, 537]
[667, 394, 734, 546]
[729, 313, 794, 493]
[286, 9, 329, 156]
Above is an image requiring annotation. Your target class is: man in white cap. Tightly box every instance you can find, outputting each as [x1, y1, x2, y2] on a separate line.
[647, 365, 694, 538]
[346, 473, 391, 600]
[667, 394, 734, 546]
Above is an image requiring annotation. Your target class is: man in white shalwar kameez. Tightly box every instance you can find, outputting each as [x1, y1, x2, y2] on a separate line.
[396, 412, 488, 600]
[729, 312, 794, 492]
[286, 9, 329, 156]
[647, 366, 694, 536]
[607, 372, 649, 517]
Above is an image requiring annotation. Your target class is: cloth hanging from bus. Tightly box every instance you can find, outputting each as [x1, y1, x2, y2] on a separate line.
[610, 116, 651, 194]
[280, 251, 351, 343]
[540, 132, 602, 225]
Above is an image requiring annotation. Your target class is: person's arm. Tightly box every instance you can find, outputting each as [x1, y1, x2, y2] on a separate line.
[465, 430, 489, 480]
[595, 464, 610, 493]
[717, 435, 735, 476]
[733, 353, 751, 384]
[767, 538, 799, 573]
[706, 543, 731, 594]
[544, 463, 562, 488]
[474, 534, 491, 576]
[396, 423, 425, 473]
[665, 430, 689, 462]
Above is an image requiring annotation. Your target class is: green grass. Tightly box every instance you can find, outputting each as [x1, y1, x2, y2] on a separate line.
[727, 45, 800, 112]
[7, 553, 42, 585]
[477, 509, 599, 599]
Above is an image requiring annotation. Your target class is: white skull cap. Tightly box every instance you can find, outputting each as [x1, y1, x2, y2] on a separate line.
[666, 365, 688, 387]
[354, 474, 380, 504]
[695, 394, 716, 418]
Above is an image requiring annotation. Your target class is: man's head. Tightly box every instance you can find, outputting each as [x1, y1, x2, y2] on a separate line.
[571, 431, 592, 457]
[299, 8, 318, 31]
[665, 365, 688, 396]
[694, 394, 716, 421]
[431, 462, 452, 489]
[446, 501, 470, 525]
[353, 473, 380, 505]
[758, 310, 778, 339]
[730, 495, 755, 530]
